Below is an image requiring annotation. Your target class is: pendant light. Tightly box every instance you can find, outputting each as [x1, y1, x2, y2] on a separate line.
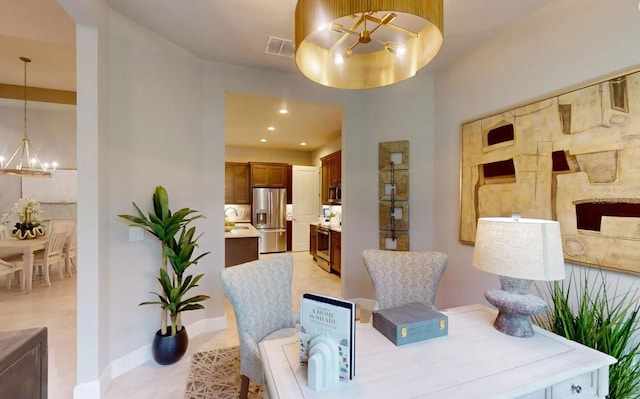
[295, 0, 444, 89]
[0, 57, 57, 177]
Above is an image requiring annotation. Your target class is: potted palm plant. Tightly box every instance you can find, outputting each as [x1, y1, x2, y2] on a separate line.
[119, 186, 210, 365]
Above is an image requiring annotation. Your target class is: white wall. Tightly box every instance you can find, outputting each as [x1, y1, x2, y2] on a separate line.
[434, 0, 640, 308]
[225, 145, 313, 165]
[342, 74, 437, 300]
[312, 136, 342, 167]
[107, 9, 212, 363]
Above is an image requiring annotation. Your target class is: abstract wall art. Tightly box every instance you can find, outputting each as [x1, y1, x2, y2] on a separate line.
[460, 69, 640, 275]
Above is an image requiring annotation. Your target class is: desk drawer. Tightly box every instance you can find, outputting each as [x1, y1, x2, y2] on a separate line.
[518, 370, 603, 399]
[550, 371, 597, 398]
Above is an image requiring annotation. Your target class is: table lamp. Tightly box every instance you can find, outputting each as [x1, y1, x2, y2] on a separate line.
[472, 214, 566, 338]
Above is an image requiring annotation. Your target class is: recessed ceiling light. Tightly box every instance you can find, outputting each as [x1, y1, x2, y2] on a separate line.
[267, 126, 275, 131]
[260, 138, 267, 143]
[279, 108, 288, 114]
[300, 142, 307, 146]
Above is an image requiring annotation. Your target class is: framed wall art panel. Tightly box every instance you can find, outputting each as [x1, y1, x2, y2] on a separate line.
[460, 68, 640, 275]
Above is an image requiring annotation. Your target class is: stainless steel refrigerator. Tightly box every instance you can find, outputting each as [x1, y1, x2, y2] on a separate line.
[252, 187, 287, 253]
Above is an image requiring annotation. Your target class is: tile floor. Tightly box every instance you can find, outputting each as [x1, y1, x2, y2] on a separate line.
[0, 252, 341, 399]
[0, 265, 77, 399]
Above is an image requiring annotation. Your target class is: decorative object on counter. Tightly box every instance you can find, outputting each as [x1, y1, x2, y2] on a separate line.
[373, 302, 448, 346]
[534, 269, 640, 399]
[378, 140, 409, 250]
[294, 0, 443, 89]
[307, 335, 339, 391]
[118, 186, 210, 365]
[225, 220, 236, 232]
[2, 197, 46, 240]
[0, 57, 57, 177]
[473, 214, 565, 338]
[300, 293, 355, 383]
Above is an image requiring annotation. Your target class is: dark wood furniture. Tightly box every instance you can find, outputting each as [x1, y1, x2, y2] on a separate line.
[309, 224, 317, 260]
[225, 237, 259, 267]
[225, 162, 250, 204]
[0, 327, 48, 399]
[250, 162, 288, 187]
[321, 150, 341, 205]
[286, 165, 293, 204]
[286, 220, 292, 251]
[330, 230, 341, 275]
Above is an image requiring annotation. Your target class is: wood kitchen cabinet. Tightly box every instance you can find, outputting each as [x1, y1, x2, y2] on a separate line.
[330, 230, 341, 276]
[321, 150, 341, 205]
[250, 162, 288, 187]
[225, 162, 250, 204]
[225, 237, 259, 267]
[309, 224, 317, 260]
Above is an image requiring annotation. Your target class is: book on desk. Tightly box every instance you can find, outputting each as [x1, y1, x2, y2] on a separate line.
[300, 293, 355, 381]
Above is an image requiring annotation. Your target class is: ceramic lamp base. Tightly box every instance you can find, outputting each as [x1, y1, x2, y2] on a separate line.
[484, 276, 547, 338]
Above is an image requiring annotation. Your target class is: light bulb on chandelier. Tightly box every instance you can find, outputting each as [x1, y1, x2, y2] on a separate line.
[0, 57, 57, 177]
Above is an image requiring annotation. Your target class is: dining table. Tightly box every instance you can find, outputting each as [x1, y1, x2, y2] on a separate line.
[0, 236, 48, 293]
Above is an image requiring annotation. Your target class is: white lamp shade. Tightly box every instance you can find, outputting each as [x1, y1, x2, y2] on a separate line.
[472, 217, 566, 281]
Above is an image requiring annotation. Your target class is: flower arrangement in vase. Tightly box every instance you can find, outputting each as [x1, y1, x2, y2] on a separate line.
[2, 197, 46, 240]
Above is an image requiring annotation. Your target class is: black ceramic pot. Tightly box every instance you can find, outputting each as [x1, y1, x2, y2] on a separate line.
[152, 327, 188, 365]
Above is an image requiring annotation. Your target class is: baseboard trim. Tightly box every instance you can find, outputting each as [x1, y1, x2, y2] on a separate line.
[73, 315, 226, 399]
[73, 380, 100, 399]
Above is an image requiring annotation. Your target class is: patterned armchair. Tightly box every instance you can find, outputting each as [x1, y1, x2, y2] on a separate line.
[362, 249, 448, 311]
[220, 254, 298, 399]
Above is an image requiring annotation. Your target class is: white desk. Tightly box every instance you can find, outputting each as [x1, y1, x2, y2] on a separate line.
[0, 237, 48, 293]
[259, 304, 616, 399]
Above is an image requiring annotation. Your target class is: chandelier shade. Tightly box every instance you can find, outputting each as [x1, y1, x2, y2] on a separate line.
[0, 57, 57, 177]
[294, 0, 443, 89]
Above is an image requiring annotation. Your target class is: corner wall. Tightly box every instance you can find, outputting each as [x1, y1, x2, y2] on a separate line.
[434, 0, 640, 308]
[342, 74, 437, 301]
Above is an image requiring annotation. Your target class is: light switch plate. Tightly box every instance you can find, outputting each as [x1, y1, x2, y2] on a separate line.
[129, 226, 144, 241]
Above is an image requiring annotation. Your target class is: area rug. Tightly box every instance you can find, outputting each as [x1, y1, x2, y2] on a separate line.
[183, 346, 263, 399]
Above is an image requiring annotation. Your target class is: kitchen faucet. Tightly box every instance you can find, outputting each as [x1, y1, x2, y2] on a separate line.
[224, 207, 238, 218]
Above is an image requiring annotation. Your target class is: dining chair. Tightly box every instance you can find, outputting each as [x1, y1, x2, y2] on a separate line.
[0, 225, 8, 239]
[362, 249, 448, 311]
[33, 230, 67, 287]
[0, 257, 23, 290]
[63, 223, 77, 277]
[220, 254, 298, 399]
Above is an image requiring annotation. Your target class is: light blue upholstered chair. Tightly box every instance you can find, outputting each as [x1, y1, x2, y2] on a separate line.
[220, 254, 298, 399]
[362, 249, 448, 311]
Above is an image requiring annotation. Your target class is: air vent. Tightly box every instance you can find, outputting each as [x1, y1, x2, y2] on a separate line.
[265, 36, 295, 58]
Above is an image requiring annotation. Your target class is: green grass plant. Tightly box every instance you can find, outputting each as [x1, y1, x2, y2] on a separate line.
[535, 269, 640, 399]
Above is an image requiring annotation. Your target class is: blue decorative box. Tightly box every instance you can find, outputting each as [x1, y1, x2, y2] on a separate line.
[372, 302, 448, 346]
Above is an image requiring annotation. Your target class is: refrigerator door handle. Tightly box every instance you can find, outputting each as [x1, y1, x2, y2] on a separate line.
[269, 191, 273, 226]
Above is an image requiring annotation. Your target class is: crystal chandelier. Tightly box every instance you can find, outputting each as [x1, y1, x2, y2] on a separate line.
[0, 57, 57, 177]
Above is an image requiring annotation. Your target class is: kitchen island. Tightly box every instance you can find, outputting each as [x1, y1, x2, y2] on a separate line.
[224, 222, 260, 267]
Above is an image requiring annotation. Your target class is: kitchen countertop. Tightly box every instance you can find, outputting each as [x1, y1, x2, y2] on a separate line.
[311, 222, 341, 233]
[224, 222, 261, 239]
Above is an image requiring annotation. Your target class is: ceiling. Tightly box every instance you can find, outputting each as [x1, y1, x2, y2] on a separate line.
[0, 0, 558, 151]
